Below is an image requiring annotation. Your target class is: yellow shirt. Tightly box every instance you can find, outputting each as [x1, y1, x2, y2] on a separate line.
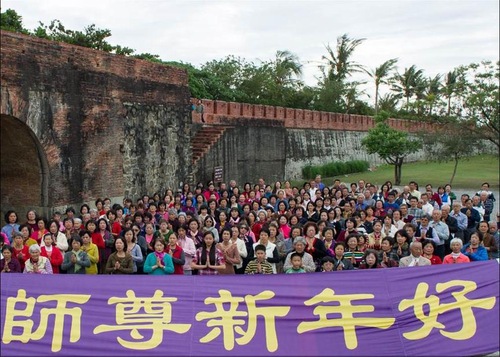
[81, 243, 99, 274]
[24, 238, 38, 247]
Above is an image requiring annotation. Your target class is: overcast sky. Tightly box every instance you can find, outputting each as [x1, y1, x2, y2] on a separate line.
[3, 0, 499, 102]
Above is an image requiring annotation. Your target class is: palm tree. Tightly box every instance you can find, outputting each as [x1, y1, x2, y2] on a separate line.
[322, 34, 366, 82]
[443, 70, 458, 116]
[367, 58, 398, 114]
[378, 93, 400, 114]
[272, 50, 302, 88]
[425, 74, 442, 115]
[391, 65, 425, 111]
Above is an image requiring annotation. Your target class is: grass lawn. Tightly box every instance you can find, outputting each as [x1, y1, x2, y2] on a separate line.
[292, 154, 499, 189]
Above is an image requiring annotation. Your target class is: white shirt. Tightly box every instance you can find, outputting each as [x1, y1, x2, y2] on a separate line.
[408, 256, 421, 267]
[421, 203, 434, 216]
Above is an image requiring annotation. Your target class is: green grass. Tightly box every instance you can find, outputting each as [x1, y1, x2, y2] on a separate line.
[293, 154, 499, 189]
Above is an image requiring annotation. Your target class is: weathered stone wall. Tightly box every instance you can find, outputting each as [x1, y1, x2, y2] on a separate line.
[122, 103, 191, 199]
[1, 31, 191, 216]
[194, 118, 286, 185]
[284, 129, 427, 179]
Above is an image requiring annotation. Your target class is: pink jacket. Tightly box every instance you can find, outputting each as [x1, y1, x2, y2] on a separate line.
[443, 253, 470, 264]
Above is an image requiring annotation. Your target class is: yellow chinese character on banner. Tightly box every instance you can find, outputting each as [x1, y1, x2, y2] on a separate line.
[93, 289, 191, 350]
[2, 289, 91, 352]
[399, 280, 495, 340]
[297, 288, 395, 350]
[195, 289, 290, 352]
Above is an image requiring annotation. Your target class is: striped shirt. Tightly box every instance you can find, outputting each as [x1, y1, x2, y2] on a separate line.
[244, 259, 273, 274]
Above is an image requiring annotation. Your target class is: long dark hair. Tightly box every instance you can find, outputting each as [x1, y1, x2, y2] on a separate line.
[200, 231, 216, 265]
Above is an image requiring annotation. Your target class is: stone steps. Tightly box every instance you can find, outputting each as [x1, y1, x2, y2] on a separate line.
[192, 125, 231, 164]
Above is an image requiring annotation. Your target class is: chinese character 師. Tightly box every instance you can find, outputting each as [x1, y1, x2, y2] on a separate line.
[2, 289, 91, 352]
[297, 288, 395, 350]
[93, 289, 191, 350]
[399, 280, 495, 340]
[195, 289, 290, 352]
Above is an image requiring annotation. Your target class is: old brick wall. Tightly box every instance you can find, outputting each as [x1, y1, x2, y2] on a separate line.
[1, 31, 191, 216]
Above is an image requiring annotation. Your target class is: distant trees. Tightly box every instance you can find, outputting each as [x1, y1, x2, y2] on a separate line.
[391, 65, 425, 112]
[366, 58, 398, 114]
[419, 119, 483, 185]
[1, 9, 29, 34]
[362, 112, 422, 185]
[1, 7, 498, 149]
[458, 61, 499, 149]
[316, 34, 369, 114]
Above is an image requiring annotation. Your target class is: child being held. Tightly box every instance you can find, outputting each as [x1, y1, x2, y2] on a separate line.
[285, 252, 306, 274]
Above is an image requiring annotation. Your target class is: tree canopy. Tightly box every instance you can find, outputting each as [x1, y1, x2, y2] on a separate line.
[361, 112, 422, 185]
[1, 8, 498, 149]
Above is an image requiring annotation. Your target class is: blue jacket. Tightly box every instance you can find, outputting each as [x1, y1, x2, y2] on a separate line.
[461, 244, 488, 261]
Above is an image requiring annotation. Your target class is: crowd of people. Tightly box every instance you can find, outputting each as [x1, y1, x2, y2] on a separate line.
[1, 176, 498, 275]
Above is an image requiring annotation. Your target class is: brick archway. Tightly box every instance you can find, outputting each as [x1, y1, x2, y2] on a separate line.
[1, 114, 50, 216]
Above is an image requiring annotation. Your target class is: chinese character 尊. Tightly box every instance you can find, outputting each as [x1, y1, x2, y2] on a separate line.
[2, 289, 91, 352]
[297, 288, 395, 350]
[195, 289, 290, 352]
[93, 289, 191, 350]
[399, 280, 496, 340]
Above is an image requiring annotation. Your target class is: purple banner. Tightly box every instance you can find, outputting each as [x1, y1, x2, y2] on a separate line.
[1, 261, 499, 356]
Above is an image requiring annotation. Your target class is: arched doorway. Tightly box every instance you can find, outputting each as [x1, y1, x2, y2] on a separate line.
[1, 114, 50, 218]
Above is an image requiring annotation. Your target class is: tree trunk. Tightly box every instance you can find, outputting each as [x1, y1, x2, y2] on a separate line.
[450, 153, 459, 185]
[394, 157, 403, 185]
[374, 85, 379, 115]
[447, 96, 451, 116]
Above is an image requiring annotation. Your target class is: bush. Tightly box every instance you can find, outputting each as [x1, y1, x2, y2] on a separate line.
[302, 160, 369, 179]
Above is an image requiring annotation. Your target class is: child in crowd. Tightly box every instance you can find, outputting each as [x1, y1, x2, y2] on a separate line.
[285, 252, 306, 273]
[245, 244, 273, 274]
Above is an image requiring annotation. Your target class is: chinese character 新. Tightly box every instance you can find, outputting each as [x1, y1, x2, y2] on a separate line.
[2, 289, 91, 352]
[399, 280, 496, 340]
[297, 288, 395, 350]
[93, 289, 191, 350]
[195, 289, 290, 352]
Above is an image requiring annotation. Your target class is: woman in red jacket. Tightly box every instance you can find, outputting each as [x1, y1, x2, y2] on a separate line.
[164, 232, 185, 275]
[40, 233, 64, 274]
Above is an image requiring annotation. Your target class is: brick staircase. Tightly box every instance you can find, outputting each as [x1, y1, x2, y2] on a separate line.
[192, 125, 231, 164]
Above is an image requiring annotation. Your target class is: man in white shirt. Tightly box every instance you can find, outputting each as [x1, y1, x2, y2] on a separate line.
[420, 193, 435, 216]
[472, 195, 485, 220]
[409, 181, 421, 200]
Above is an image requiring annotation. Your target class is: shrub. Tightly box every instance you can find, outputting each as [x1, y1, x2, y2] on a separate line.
[301, 160, 369, 179]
